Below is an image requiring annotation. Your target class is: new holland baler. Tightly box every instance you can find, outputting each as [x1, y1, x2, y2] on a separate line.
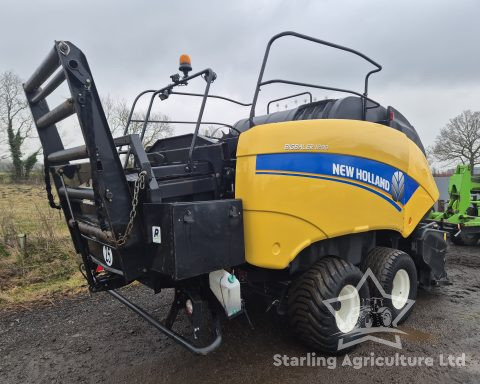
[23, 32, 446, 354]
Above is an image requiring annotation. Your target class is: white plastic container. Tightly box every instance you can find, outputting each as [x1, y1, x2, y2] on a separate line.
[209, 270, 242, 317]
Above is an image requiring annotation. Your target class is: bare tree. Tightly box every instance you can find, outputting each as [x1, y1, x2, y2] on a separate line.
[101, 95, 173, 147]
[430, 110, 480, 171]
[201, 125, 216, 137]
[0, 70, 38, 181]
[202, 125, 232, 139]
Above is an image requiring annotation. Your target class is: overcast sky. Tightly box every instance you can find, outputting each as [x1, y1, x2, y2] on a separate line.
[1, 0, 480, 151]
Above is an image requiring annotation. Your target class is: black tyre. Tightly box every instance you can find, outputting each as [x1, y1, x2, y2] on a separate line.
[451, 233, 479, 246]
[287, 257, 370, 354]
[361, 247, 417, 326]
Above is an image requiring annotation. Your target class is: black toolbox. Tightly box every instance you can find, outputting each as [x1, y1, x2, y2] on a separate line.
[143, 199, 245, 280]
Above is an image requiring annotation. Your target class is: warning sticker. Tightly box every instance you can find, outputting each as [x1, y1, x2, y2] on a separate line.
[152, 226, 161, 244]
[103, 246, 113, 266]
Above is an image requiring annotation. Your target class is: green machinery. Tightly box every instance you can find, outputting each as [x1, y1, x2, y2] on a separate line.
[429, 165, 480, 245]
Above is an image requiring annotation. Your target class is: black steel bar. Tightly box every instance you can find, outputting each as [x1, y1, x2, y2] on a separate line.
[267, 92, 313, 114]
[81, 235, 118, 251]
[249, 31, 382, 127]
[111, 135, 134, 147]
[122, 89, 159, 169]
[48, 145, 88, 163]
[260, 79, 380, 108]
[124, 69, 215, 171]
[68, 219, 112, 243]
[48, 135, 133, 164]
[122, 90, 156, 136]
[139, 69, 214, 141]
[89, 255, 124, 277]
[122, 69, 216, 170]
[170, 91, 251, 106]
[36, 98, 75, 129]
[120, 90, 156, 169]
[188, 69, 214, 167]
[127, 134, 159, 189]
[140, 93, 162, 141]
[59, 173, 98, 289]
[151, 162, 211, 179]
[59, 186, 94, 200]
[123, 84, 248, 138]
[24, 46, 60, 93]
[107, 290, 222, 355]
[31, 70, 66, 104]
[59, 173, 75, 219]
[131, 119, 233, 129]
[362, 68, 382, 119]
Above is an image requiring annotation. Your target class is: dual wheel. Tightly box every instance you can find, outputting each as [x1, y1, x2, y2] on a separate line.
[287, 247, 417, 354]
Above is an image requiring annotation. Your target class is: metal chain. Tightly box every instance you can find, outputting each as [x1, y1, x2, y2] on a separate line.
[115, 170, 147, 247]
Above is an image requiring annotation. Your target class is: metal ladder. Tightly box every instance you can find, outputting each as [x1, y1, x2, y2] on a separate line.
[23, 41, 155, 288]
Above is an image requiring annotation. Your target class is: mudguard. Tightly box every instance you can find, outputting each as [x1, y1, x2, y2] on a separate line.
[409, 226, 448, 285]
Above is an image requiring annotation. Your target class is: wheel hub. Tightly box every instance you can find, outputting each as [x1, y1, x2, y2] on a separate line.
[335, 284, 360, 333]
[391, 269, 410, 309]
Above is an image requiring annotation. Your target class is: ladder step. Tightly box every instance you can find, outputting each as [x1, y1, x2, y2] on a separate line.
[24, 46, 60, 93]
[68, 219, 112, 243]
[48, 145, 88, 163]
[30, 70, 66, 104]
[36, 98, 75, 129]
[58, 186, 94, 200]
[47, 135, 133, 164]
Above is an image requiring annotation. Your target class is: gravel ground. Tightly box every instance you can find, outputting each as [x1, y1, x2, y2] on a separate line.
[1, 244, 479, 384]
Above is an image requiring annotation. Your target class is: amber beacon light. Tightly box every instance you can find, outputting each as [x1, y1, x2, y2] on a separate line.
[179, 54, 192, 77]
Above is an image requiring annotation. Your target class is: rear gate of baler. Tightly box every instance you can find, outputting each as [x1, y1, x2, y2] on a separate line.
[23, 41, 245, 353]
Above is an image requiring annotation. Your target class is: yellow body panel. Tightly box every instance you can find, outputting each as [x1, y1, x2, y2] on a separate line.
[235, 119, 438, 269]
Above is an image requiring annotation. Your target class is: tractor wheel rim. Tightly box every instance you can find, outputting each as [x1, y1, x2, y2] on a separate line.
[391, 269, 410, 309]
[335, 284, 360, 333]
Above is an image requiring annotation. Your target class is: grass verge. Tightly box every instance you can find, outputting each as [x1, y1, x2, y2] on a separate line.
[0, 183, 84, 310]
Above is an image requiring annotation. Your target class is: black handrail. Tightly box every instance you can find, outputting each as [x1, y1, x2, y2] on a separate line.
[249, 31, 382, 127]
[262, 80, 380, 108]
[122, 89, 156, 136]
[123, 90, 250, 137]
[130, 119, 240, 135]
[122, 69, 216, 170]
[170, 91, 251, 107]
[131, 119, 233, 129]
[267, 92, 312, 114]
[121, 80, 250, 169]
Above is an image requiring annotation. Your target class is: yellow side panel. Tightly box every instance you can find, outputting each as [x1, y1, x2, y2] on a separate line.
[407, 139, 439, 203]
[403, 186, 437, 234]
[243, 211, 327, 269]
[235, 119, 438, 269]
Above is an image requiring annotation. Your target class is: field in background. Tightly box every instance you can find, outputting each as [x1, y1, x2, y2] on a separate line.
[0, 183, 83, 308]
[0, 170, 44, 185]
